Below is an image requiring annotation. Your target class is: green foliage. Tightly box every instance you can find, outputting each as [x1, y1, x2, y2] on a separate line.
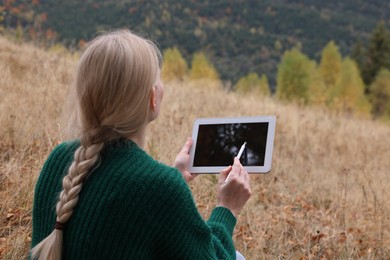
[235, 73, 270, 96]
[5, 0, 390, 119]
[329, 58, 371, 115]
[189, 52, 219, 81]
[9, 0, 388, 86]
[359, 22, 390, 89]
[369, 68, 390, 120]
[161, 47, 188, 82]
[276, 48, 316, 103]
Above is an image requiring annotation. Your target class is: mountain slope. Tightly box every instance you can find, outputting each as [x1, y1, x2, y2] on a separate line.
[4, 1, 390, 85]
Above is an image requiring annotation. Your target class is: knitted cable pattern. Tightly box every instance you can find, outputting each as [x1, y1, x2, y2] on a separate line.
[30, 141, 104, 260]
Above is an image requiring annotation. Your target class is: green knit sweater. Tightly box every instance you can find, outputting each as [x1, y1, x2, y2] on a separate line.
[31, 139, 237, 259]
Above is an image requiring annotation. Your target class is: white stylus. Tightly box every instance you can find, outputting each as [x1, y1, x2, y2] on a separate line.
[236, 142, 247, 159]
[225, 142, 246, 183]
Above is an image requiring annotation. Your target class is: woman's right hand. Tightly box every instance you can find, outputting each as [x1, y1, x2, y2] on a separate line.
[217, 158, 251, 217]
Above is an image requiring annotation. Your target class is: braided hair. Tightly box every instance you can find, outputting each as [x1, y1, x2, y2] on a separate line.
[31, 30, 162, 260]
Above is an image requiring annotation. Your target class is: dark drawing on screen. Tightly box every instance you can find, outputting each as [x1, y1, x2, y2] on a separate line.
[193, 123, 268, 167]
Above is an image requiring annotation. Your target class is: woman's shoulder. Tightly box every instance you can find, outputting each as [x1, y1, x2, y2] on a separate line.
[49, 140, 80, 158]
[41, 140, 79, 169]
[101, 139, 186, 184]
[93, 140, 191, 209]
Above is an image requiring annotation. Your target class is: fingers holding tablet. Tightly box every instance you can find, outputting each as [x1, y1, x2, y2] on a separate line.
[174, 137, 198, 183]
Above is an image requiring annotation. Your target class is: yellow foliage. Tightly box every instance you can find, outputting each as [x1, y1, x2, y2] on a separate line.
[235, 73, 270, 96]
[329, 58, 371, 116]
[319, 41, 342, 88]
[48, 43, 68, 54]
[276, 48, 316, 103]
[161, 47, 188, 82]
[308, 68, 327, 105]
[189, 52, 219, 82]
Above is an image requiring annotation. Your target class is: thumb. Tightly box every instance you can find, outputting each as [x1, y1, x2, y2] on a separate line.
[219, 165, 232, 182]
[180, 137, 192, 154]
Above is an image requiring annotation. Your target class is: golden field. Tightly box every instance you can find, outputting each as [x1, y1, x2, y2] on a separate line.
[1, 36, 390, 259]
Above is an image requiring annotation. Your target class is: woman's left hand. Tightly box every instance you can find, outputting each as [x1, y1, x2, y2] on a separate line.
[173, 137, 198, 183]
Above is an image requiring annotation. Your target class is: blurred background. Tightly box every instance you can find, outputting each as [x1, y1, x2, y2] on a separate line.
[1, 1, 390, 259]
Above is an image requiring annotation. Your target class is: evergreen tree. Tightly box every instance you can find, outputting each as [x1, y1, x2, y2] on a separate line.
[189, 52, 219, 81]
[351, 39, 367, 83]
[276, 48, 316, 103]
[369, 68, 390, 120]
[161, 47, 188, 82]
[235, 73, 270, 96]
[362, 21, 390, 92]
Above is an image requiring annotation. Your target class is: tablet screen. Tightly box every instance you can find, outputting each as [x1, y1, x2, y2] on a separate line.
[189, 116, 276, 173]
[193, 122, 269, 167]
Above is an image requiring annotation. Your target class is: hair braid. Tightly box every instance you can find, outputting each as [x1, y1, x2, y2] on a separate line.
[31, 29, 162, 259]
[30, 140, 104, 260]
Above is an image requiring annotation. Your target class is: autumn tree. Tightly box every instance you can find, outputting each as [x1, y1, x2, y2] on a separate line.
[319, 41, 342, 102]
[369, 68, 390, 120]
[259, 74, 271, 96]
[235, 73, 270, 96]
[189, 52, 219, 81]
[308, 68, 327, 105]
[161, 47, 188, 82]
[276, 48, 316, 103]
[329, 58, 370, 115]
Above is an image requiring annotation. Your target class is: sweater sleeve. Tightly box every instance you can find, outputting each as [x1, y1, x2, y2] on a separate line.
[151, 165, 237, 259]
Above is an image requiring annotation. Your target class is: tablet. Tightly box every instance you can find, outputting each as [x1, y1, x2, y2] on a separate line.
[188, 116, 276, 173]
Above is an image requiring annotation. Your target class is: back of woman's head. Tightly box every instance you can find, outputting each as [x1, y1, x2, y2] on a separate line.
[76, 29, 162, 144]
[31, 29, 162, 260]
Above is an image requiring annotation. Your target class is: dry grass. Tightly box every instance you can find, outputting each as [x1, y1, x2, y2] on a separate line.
[1, 37, 390, 259]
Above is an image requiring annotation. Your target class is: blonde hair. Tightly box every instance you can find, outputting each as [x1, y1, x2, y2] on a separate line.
[31, 29, 162, 260]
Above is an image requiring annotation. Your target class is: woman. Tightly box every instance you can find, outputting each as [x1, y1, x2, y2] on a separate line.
[31, 29, 251, 260]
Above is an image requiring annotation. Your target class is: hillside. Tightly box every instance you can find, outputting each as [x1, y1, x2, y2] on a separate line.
[1, 37, 390, 259]
[3, 0, 390, 86]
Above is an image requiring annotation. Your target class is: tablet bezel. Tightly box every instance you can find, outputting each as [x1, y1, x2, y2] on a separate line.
[188, 115, 276, 174]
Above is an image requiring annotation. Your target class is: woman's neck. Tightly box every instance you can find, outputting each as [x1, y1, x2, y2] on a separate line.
[129, 125, 147, 149]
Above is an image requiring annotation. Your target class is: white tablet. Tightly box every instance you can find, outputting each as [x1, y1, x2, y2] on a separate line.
[189, 116, 276, 173]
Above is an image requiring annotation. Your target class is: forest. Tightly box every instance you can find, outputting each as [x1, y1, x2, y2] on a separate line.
[1, 0, 390, 120]
[2, 0, 390, 86]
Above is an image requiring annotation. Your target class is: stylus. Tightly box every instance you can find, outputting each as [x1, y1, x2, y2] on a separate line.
[225, 142, 246, 183]
[236, 142, 247, 159]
